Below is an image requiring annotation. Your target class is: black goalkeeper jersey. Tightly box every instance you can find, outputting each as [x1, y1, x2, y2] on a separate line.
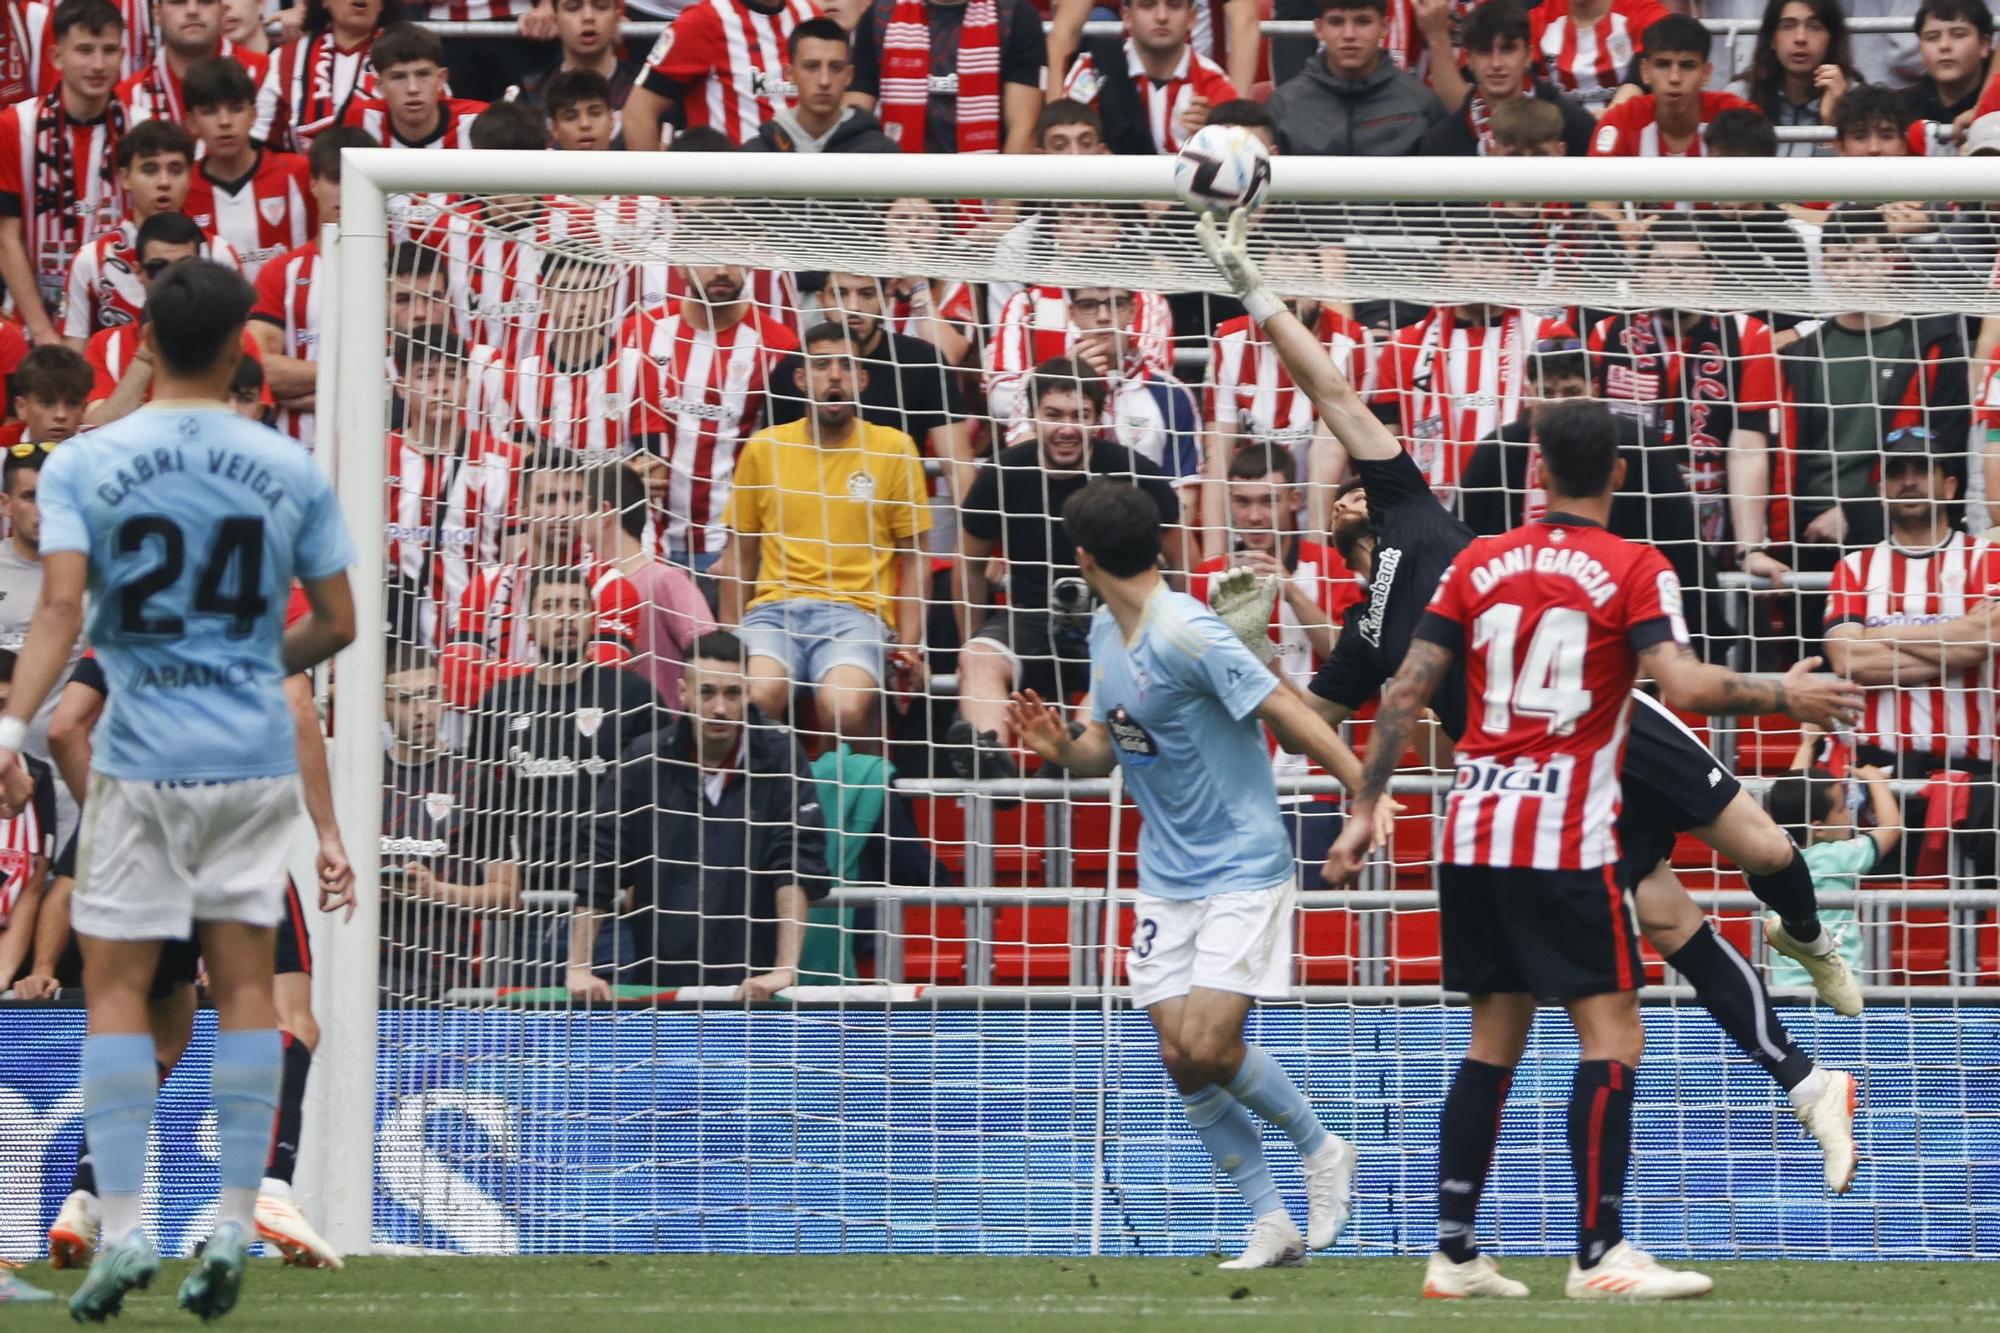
[1309, 449, 1475, 740]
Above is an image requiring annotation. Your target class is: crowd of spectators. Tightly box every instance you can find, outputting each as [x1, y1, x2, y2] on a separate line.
[0, 0, 1996, 1002]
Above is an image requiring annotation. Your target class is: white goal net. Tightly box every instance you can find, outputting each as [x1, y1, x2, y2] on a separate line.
[311, 151, 2000, 1261]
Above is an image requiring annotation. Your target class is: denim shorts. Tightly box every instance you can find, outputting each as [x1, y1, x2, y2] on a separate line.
[738, 598, 889, 685]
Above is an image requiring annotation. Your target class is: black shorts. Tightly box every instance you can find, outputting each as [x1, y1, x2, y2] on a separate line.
[1439, 862, 1644, 1003]
[52, 828, 76, 880]
[1614, 694, 1743, 888]
[274, 877, 312, 977]
[55, 935, 201, 999]
[970, 609, 1092, 701]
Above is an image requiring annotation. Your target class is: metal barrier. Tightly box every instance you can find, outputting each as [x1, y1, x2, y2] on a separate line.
[488, 767, 1987, 995]
[412, 15, 1918, 41]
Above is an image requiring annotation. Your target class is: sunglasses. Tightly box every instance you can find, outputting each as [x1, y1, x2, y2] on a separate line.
[6, 441, 58, 458]
[1534, 338, 1584, 355]
[141, 258, 176, 279]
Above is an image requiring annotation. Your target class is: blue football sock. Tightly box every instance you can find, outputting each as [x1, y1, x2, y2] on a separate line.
[1224, 1045, 1332, 1158]
[212, 1029, 282, 1230]
[81, 1033, 158, 1245]
[1182, 1084, 1284, 1219]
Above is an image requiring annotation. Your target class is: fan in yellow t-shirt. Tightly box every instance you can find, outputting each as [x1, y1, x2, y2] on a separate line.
[716, 322, 931, 741]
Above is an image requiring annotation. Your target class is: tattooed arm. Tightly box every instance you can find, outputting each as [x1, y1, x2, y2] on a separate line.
[1354, 638, 1455, 804]
[1637, 641, 1865, 729]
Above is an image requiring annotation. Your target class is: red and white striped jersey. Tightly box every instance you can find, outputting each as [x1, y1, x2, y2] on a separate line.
[116, 39, 269, 123]
[886, 278, 976, 343]
[421, 0, 524, 19]
[110, 0, 151, 81]
[249, 239, 322, 447]
[422, 197, 676, 369]
[427, 207, 546, 368]
[440, 552, 641, 707]
[637, 0, 818, 144]
[1191, 539, 1364, 783]
[84, 321, 268, 401]
[183, 148, 313, 280]
[1421, 516, 1689, 869]
[1531, 0, 1668, 112]
[1207, 307, 1372, 471]
[0, 753, 48, 928]
[1589, 90, 1753, 157]
[61, 218, 242, 340]
[0, 94, 127, 318]
[0, 0, 52, 104]
[1825, 533, 2000, 763]
[255, 31, 378, 152]
[496, 342, 664, 453]
[342, 96, 488, 243]
[1059, 40, 1237, 154]
[386, 429, 522, 648]
[984, 283, 1175, 423]
[1372, 305, 1572, 501]
[341, 94, 487, 149]
[622, 301, 799, 556]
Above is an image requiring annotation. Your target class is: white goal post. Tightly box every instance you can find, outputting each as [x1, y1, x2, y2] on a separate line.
[304, 149, 2000, 1259]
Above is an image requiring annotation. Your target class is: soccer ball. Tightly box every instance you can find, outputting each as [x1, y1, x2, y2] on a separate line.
[1173, 125, 1272, 220]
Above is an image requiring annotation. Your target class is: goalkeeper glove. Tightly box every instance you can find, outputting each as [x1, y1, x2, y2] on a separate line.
[1196, 207, 1283, 327]
[1211, 566, 1281, 665]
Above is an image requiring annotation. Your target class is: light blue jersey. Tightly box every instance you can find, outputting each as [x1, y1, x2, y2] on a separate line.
[36, 405, 355, 782]
[1087, 587, 1290, 899]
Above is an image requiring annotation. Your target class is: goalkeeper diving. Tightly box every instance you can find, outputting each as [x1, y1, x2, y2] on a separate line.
[1007, 478, 1395, 1268]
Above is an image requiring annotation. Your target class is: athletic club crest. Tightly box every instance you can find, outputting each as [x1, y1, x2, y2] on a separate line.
[576, 708, 605, 737]
[423, 792, 456, 822]
[259, 196, 287, 227]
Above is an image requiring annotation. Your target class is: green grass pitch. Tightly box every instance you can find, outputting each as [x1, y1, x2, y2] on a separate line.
[10, 1255, 1999, 1330]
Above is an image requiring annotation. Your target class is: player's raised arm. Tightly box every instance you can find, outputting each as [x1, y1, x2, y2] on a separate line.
[1638, 644, 1864, 730]
[1006, 689, 1117, 778]
[1197, 208, 1401, 464]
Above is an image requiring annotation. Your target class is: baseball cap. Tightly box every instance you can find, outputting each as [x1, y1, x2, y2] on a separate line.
[1881, 426, 1939, 467]
[1963, 113, 2000, 157]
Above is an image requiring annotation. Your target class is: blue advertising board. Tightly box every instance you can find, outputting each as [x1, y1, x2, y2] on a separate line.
[2, 1005, 1993, 1261]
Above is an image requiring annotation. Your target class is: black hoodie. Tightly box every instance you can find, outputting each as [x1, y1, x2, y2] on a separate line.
[584, 708, 833, 985]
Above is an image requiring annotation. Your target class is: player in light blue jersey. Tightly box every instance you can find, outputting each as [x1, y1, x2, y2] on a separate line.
[1008, 479, 1392, 1269]
[0, 259, 357, 1324]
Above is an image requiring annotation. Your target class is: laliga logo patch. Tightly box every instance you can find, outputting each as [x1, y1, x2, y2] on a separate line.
[846, 471, 877, 500]
[424, 792, 456, 822]
[575, 707, 605, 738]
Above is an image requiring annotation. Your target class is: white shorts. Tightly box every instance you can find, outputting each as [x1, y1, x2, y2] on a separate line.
[1125, 879, 1297, 1010]
[71, 773, 303, 941]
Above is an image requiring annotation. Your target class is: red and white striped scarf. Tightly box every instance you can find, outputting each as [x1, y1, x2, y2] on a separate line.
[32, 92, 124, 284]
[878, 0, 999, 154]
[276, 30, 375, 149]
[0, 1, 37, 104]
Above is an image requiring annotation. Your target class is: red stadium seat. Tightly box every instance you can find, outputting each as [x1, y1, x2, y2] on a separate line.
[1297, 907, 1356, 984]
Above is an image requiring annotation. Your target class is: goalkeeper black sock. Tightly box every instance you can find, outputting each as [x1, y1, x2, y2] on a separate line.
[71, 1060, 168, 1197]
[266, 1032, 313, 1186]
[1435, 1058, 1512, 1264]
[1746, 849, 1823, 944]
[1665, 922, 1814, 1092]
[1568, 1060, 1635, 1270]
